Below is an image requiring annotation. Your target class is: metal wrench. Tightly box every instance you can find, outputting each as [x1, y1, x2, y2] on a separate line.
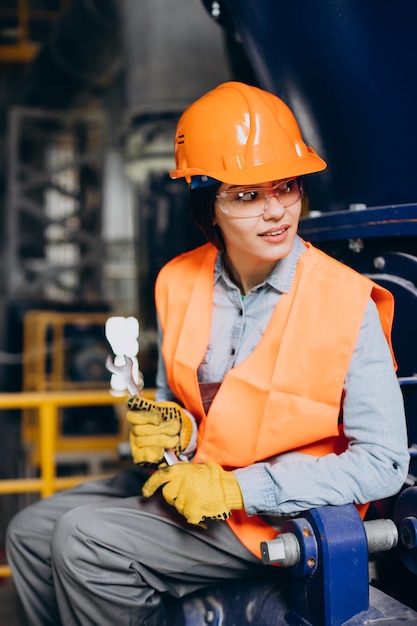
[105, 354, 144, 395]
[105, 354, 179, 465]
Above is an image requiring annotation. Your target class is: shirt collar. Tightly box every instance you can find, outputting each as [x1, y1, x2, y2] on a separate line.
[214, 235, 307, 294]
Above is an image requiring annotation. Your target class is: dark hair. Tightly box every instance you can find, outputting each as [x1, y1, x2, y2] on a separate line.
[189, 183, 226, 253]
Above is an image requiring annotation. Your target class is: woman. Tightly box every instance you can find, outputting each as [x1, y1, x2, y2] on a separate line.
[6, 82, 409, 626]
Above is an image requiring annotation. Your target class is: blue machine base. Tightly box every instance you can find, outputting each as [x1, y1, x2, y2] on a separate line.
[180, 582, 417, 626]
[344, 586, 417, 625]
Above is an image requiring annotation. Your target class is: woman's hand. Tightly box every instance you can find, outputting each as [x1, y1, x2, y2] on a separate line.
[142, 461, 244, 525]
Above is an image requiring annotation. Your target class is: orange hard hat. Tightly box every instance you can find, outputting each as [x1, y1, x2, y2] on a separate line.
[170, 81, 326, 186]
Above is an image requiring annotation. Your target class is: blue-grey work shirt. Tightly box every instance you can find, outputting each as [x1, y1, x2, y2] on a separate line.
[156, 235, 409, 517]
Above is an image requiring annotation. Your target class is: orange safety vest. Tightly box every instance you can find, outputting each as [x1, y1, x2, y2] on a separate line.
[155, 241, 395, 558]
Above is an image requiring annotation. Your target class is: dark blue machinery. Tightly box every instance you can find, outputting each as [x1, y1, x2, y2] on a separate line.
[179, 494, 417, 625]
[298, 204, 417, 243]
[202, 0, 417, 217]
[261, 499, 417, 626]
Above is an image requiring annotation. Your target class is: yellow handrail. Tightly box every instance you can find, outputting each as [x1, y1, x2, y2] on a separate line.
[0, 389, 139, 578]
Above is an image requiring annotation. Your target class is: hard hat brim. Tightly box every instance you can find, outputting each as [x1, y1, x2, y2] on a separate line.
[170, 150, 327, 185]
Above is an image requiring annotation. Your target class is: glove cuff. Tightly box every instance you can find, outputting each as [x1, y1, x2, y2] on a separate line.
[179, 409, 198, 460]
[222, 470, 244, 510]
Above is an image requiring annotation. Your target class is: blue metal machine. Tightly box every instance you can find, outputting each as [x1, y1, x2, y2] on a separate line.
[177, 492, 417, 625]
[179, 496, 417, 625]
[261, 500, 417, 625]
[202, 0, 417, 216]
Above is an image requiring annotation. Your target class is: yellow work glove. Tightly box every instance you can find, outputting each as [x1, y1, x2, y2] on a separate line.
[126, 396, 196, 465]
[142, 461, 244, 525]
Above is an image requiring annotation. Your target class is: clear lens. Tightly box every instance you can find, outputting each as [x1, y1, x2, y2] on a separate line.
[216, 178, 301, 218]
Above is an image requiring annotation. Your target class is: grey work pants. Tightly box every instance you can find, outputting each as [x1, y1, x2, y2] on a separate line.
[6, 466, 286, 626]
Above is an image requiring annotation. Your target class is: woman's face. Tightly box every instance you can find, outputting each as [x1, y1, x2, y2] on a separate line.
[213, 179, 303, 268]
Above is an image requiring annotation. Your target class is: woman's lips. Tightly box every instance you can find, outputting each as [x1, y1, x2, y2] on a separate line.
[258, 225, 290, 241]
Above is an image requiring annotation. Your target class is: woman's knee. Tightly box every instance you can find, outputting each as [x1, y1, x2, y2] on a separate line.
[50, 506, 84, 570]
[6, 504, 41, 552]
[6, 502, 53, 573]
[6, 509, 25, 559]
[50, 503, 112, 576]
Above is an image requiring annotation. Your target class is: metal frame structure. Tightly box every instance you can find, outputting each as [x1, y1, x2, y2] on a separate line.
[4, 106, 107, 302]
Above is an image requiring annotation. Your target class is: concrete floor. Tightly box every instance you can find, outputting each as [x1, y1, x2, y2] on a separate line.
[0, 577, 27, 625]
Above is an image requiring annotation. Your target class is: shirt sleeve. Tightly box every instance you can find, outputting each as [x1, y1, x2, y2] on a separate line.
[234, 299, 410, 516]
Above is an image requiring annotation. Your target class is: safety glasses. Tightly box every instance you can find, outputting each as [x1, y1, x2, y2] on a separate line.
[215, 178, 301, 218]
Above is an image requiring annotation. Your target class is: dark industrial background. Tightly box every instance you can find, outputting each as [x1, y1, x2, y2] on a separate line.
[0, 1, 417, 623]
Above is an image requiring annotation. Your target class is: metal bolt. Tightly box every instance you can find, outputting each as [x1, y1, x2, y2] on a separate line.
[400, 517, 417, 550]
[211, 2, 221, 18]
[348, 238, 364, 253]
[373, 256, 386, 270]
[364, 518, 398, 552]
[260, 532, 300, 566]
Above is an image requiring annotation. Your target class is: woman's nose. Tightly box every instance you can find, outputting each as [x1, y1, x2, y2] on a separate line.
[263, 193, 285, 219]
